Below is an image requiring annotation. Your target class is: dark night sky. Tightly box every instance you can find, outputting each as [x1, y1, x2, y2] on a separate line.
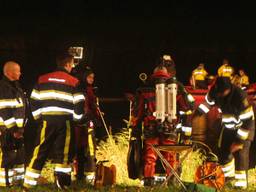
[1, 1, 256, 97]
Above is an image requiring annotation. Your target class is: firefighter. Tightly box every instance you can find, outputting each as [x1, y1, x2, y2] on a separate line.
[238, 69, 249, 89]
[196, 77, 255, 189]
[191, 63, 208, 89]
[217, 59, 234, 78]
[0, 61, 26, 187]
[23, 53, 85, 190]
[131, 55, 194, 186]
[72, 65, 99, 183]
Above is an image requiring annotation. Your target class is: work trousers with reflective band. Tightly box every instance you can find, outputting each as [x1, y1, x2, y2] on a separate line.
[74, 125, 96, 179]
[0, 147, 25, 187]
[218, 128, 250, 187]
[24, 120, 74, 188]
[143, 137, 178, 178]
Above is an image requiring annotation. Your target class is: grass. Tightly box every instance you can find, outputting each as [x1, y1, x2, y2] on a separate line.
[2, 128, 256, 191]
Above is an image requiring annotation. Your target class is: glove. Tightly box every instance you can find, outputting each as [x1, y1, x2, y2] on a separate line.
[13, 130, 24, 139]
[11, 127, 24, 139]
[230, 142, 243, 153]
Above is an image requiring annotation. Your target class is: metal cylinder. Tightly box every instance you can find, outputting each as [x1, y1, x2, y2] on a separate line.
[166, 83, 177, 123]
[155, 83, 166, 123]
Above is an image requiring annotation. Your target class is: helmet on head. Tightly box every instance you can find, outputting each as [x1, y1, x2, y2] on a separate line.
[161, 54, 176, 77]
[151, 65, 171, 79]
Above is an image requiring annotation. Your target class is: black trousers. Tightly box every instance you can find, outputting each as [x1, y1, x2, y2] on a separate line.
[24, 118, 75, 188]
[0, 132, 25, 187]
[218, 128, 251, 171]
[75, 125, 96, 179]
[27, 119, 75, 170]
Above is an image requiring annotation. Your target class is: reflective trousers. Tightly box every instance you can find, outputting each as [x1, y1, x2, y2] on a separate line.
[219, 128, 251, 188]
[74, 123, 96, 180]
[24, 119, 74, 188]
[0, 146, 25, 187]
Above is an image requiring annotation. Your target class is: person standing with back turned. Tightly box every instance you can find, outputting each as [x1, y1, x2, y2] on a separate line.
[23, 53, 85, 190]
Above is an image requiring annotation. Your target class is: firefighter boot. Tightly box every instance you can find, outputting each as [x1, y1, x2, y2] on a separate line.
[54, 172, 71, 190]
[143, 177, 155, 187]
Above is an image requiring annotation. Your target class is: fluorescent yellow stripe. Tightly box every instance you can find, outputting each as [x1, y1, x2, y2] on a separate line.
[54, 164, 70, 168]
[235, 170, 246, 174]
[63, 121, 71, 164]
[29, 121, 47, 168]
[40, 90, 72, 97]
[88, 128, 94, 156]
[41, 111, 71, 115]
[0, 148, 2, 168]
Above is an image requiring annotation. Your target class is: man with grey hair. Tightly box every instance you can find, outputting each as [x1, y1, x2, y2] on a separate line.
[0, 61, 26, 188]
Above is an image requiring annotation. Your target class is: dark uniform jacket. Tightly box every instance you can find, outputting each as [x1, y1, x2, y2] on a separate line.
[30, 68, 85, 122]
[0, 76, 26, 132]
[198, 84, 255, 141]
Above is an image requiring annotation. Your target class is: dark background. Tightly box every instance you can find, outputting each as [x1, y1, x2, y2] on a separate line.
[1, 1, 256, 131]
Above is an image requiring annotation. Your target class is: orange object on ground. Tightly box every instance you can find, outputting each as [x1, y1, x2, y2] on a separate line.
[194, 161, 225, 190]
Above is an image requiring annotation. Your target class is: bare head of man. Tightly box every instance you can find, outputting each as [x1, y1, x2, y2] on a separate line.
[3, 61, 21, 81]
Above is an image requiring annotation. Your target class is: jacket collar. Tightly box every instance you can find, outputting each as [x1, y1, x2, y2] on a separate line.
[56, 67, 70, 74]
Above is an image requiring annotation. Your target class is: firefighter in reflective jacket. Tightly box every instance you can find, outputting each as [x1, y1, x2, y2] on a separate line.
[23, 53, 85, 190]
[0, 61, 26, 187]
[131, 56, 194, 186]
[217, 63, 234, 78]
[197, 77, 255, 189]
[238, 69, 249, 89]
[191, 63, 208, 89]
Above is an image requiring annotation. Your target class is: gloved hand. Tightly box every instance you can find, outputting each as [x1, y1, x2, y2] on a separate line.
[13, 130, 24, 139]
[230, 142, 243, 153]
[11, 126, 24, 138]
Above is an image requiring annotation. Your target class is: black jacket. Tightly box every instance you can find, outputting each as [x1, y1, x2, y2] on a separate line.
[0, 76, 26, 132]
